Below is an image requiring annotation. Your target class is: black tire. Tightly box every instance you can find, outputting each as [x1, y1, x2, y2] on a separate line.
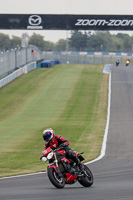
[78, 165, 93, 187]
[47, 168, 65, 188]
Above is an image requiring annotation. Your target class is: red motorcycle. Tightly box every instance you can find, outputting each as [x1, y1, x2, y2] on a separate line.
[40, 147, 94, 188]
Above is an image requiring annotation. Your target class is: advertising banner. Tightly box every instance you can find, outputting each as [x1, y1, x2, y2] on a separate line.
[0, 14, 133, 30]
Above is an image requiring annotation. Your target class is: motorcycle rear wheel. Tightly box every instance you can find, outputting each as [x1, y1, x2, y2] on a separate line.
[78, 165, 93, 187]
[48, 168, 65, 188]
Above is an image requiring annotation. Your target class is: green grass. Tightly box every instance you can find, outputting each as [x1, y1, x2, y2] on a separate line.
[0, 64, 108, 177]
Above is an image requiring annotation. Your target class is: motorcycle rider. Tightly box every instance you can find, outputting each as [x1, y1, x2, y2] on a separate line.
[115, 59, 120, 67]
[125, 58, 131, 66]
[42, 128, 84, 175]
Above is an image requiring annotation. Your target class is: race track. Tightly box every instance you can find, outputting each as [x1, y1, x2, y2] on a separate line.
[1, 64, 133, 200]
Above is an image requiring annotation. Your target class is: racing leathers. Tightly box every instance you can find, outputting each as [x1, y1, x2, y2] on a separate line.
[45, 135, 84, 172]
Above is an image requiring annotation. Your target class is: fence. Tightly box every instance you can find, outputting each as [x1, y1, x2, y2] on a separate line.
[42, 51, 133, 65]
[1, 50, 132, 80]
[0, 45, 42, 79]
[0, 62, 36, 88]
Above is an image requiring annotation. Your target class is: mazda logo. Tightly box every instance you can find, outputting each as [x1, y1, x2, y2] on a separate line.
[29, 15, 42, 26]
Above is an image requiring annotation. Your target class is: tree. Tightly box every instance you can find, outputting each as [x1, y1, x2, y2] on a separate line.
[87, 31, 124, 52]
[88, 32, 105, 51]
[55, 39, 66, 51]
[116, 33, 132, 52]
[10, 36, 21, 49]
[111, 35, 123, 52]
[43, 41, 54, 51]
[0, 33, 10, 50]
[69, 31, 90, 51]
[29, 33, 45, 51]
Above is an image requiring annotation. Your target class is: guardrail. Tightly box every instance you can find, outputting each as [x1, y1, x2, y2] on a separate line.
[45, 51, 133, 56]
[0, 46, 41, 79]
[43, 51, 133, 65]
[0, 61, 36, 88]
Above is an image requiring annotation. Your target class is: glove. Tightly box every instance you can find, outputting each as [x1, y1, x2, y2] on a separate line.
[59, 143, 67, 148]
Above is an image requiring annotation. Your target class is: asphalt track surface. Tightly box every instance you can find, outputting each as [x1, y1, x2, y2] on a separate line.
[1, 64, 133, 200]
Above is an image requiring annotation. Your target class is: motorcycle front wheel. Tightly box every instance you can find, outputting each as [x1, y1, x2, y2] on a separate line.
[47, 168, 65, 188]
[78, 165, 93, 187]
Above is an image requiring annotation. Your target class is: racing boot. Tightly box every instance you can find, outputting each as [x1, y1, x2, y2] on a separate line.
[71, 154, 84, 173]
[66, 150, 84, 173]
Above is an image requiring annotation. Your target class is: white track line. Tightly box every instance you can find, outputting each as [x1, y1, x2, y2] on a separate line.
[85, 72, 111, 164]
[0, 71, 111, 180]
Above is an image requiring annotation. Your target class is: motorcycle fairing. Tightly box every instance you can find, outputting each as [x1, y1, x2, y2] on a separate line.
[42, 147, 52, 156]
[66, 173, 78, 182]
[61, 157, 71, 163]
[48, 165, 57, 173]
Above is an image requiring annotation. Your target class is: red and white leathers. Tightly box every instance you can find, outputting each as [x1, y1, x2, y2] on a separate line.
[45, 135, 69, 150]
[44, 134, 84, 172]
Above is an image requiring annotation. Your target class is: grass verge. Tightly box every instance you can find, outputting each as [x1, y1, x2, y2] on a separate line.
[0, 64, 108, 177]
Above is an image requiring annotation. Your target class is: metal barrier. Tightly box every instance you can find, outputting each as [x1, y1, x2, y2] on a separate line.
[0, 49, 131, 80]
[0, 46, 41, 79]
[42, 51, 133, 65]
[0, 61, 36, 88]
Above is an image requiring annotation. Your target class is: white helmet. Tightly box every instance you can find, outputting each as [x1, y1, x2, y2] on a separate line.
[43, 128, 55, 142]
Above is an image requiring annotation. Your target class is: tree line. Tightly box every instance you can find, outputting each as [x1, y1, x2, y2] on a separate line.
[0, 31, 133, 53]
